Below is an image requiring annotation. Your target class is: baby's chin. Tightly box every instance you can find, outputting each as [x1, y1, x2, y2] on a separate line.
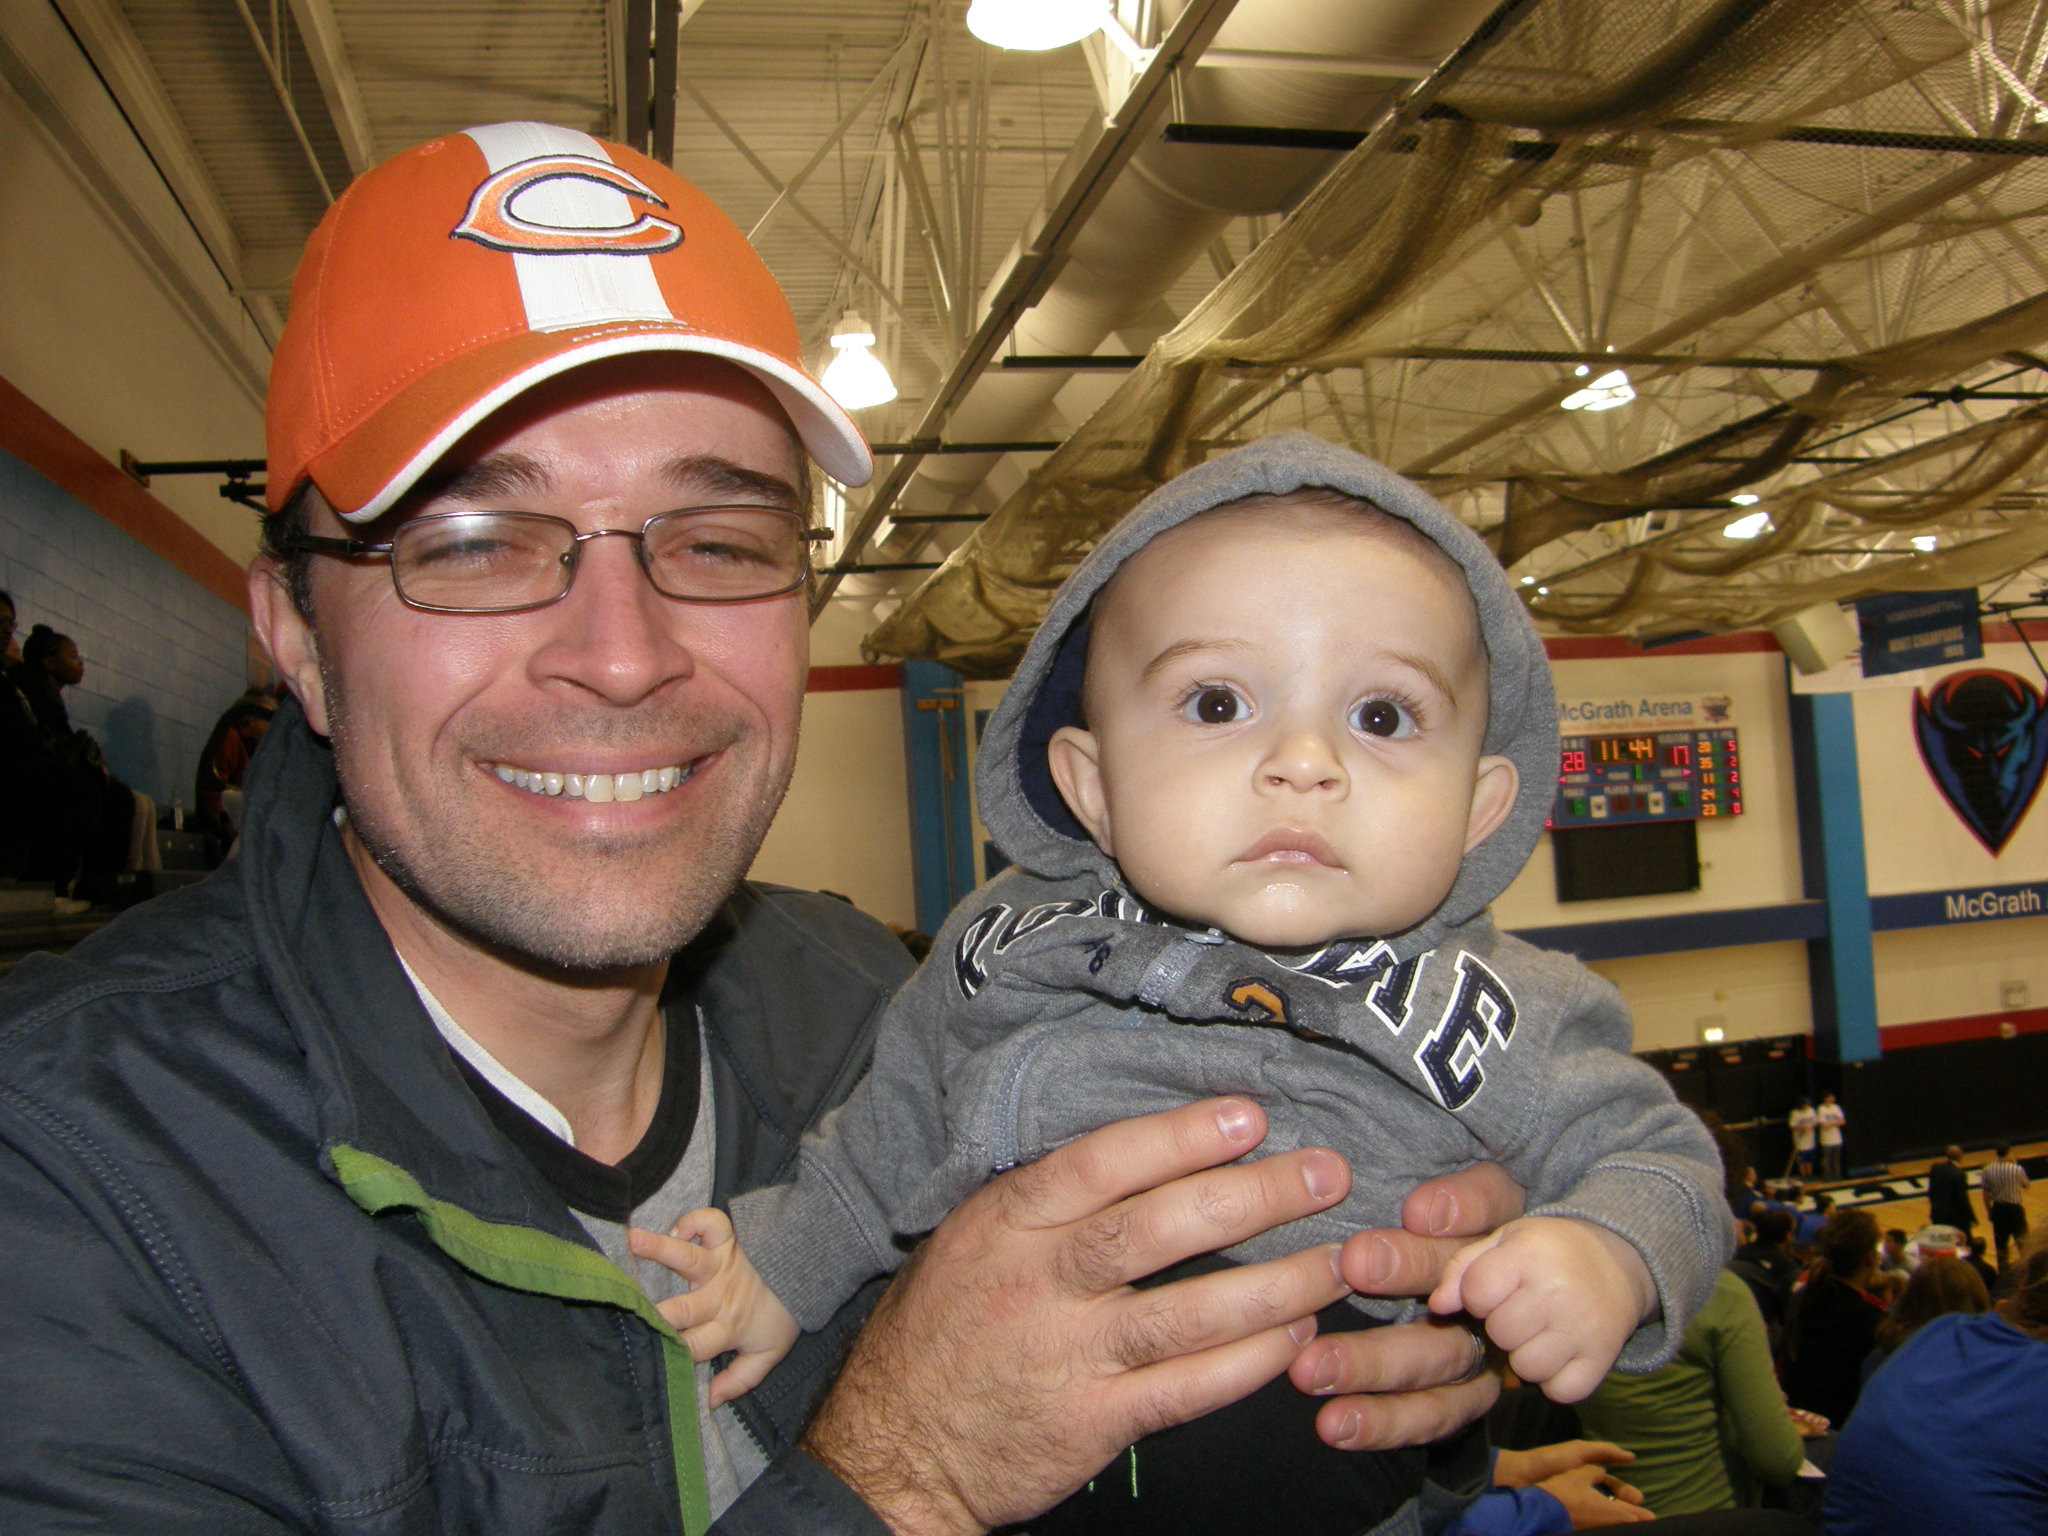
[1175, 898, 1436, 954]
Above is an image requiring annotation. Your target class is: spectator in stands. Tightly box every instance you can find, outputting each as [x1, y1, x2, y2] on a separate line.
[192, 686, 277, 849]
[1731, 1207, 1798, 1347]
[1781, 1208, 1893, 1428]
[1794, 1191, 1833, 1247]
[1787, 1097, 1818, 1177]
[1875, 1228, 1910, 1282]
[16, 625, 156, 902]
[1857, 1255, 1988, 1386]
[1816, 1093, 1846, 1181]
[1924, 1145, 1978, 1255]
[1822, 1229, 2048, 1534]
[1575, 1268, 1816, 1516]
[0, 607, 95, 907]
[1980, 1143, 2031, 1272]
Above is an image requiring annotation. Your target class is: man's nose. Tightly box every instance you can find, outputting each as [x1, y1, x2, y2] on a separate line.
[532, 532, 694, 702]
[1257, 724, 1347, 794]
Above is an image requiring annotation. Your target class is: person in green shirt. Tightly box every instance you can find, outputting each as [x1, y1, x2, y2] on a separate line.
[1575, 1269, 1816, 1515]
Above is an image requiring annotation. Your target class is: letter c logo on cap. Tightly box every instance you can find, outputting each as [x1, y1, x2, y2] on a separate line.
[453, 154, 683, 256]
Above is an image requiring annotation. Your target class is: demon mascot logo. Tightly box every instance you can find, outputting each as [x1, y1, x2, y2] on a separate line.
[1912, 669, 2048, 854]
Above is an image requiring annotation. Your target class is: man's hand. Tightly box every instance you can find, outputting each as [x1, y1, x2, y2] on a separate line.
[801, 1098, 1353, 1536]
[1497, 1439, 1652, 1527]
[1288, 1163, 1527, 1450]
[1533, 1463, 1653, 1527]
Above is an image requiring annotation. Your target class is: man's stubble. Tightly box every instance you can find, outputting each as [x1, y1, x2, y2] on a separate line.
[319, 652, 794, 973]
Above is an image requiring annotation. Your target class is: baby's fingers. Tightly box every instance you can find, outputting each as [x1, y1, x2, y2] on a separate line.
[1428, 1232, 1501, 1316]
[629, 1226, 722, 1284]
[669, 1207, 736, 1248]
[706, 1345, 785, 1408]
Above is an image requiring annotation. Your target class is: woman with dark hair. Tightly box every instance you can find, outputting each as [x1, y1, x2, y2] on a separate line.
[1859, 1256, 1989, 1384]
[1780, 1208, 1893, 1428]
[1824, 1230, 2048, 1533]
[15, 625, 150, 902]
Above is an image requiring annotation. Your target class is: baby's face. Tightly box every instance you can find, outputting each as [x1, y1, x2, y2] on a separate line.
[1047, 501, 1517, 950]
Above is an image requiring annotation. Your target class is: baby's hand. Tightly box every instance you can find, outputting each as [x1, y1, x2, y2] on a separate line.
[628, 1207, 799, 1407]
[1426, 1216, 1656, 1403]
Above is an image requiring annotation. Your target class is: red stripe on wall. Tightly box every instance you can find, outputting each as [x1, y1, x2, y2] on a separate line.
[1543, 632, 1782, 661]
[0, 373, 249, 614]
[807, 663, 902, 693]
[1982, 620, 2048, 644]
[1880, 1006, 2048, 1052]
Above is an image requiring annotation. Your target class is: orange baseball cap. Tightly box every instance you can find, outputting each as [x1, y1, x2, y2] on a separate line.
[266, 121, 872, 520]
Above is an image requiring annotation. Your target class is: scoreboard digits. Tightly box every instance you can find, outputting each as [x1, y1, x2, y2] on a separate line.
[1552, 727, 1742, 828]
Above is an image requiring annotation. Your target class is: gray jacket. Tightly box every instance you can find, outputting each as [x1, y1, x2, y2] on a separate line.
[736, 434, 1730, 1369]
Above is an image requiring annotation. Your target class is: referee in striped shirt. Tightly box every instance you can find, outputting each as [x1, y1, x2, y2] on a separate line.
[1982, 1144, 2033, 1272]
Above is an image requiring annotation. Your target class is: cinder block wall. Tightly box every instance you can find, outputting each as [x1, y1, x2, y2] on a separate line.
[1, 448, 250, 810]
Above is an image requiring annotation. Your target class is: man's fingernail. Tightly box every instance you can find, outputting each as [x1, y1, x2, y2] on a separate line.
[1303, 1154, 1342, 1202]
[1427, 1191, 1456, 1236]
[1309, 1353, 1339, 1393]
[1334, 1411, 1360, 1445]
[1216, 1101, 1258, 1141]
[1361, 1234, 1397, 1285]
[1289, 1318, 1316, 1347]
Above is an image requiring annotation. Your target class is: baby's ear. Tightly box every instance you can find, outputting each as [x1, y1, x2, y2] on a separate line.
[1463, 754, 1520, 853]
[1046, 726, 1114, 854]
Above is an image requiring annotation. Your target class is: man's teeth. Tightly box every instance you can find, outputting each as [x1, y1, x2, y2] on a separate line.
[491, 764, 692, 800]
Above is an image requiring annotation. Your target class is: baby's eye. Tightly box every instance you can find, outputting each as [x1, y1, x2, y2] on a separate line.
[1181, 686, 1250, 725]
[1351, 698, 1417, 739]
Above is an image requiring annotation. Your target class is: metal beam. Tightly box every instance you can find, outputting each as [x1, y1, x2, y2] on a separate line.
[677, 76, 951, 372]
[813, 0, 1247, 610]
[225, 0, 335, 202]
[1409, 116, 2046, 474]
[282, 0, 373, 175]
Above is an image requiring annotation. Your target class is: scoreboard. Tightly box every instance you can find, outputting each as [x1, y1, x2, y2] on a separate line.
[1552, 727, 1742, 828]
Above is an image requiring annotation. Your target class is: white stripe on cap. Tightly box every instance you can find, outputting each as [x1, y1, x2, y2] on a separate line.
[462, 122, 675, 332]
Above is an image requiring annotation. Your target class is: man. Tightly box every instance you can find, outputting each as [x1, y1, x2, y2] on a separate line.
[0, 125, 1517, 1534]
[1981, 1143, 2032, 1272]
[1926, 1144, 1978, 1255]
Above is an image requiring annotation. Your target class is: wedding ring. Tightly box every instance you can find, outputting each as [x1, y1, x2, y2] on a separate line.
[1452, 1317, 1490, 1384]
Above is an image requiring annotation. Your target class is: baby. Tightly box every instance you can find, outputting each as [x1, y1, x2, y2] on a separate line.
[634, 435, 1731, 1531]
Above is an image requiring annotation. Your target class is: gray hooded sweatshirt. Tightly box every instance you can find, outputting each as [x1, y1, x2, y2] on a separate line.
[735, 434, 1731, 1372]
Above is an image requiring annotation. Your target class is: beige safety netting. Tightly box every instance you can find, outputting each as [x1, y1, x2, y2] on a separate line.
[864, 0, 2048, 674]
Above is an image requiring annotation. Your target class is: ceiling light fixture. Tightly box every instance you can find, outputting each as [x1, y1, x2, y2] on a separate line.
[821, 312, 897, 411]
[1723, 511, 1772, 540]
[1730, 493, 1760, 506]
[1911, 533, 1938, 552]
[1560, 368, 1635, 412]
[966, 0, 1109, 51]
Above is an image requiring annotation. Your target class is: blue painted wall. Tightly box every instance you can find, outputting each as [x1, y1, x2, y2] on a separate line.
[0, 447, 250, 809]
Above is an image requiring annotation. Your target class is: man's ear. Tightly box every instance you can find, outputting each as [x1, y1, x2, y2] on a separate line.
[1046, 725, 1114, 855]
[1464, 754, 1520, 853]
[248, 556, 330, 736]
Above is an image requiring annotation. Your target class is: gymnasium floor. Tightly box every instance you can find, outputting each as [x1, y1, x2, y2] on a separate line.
[1804, 1141, 2048, 1257]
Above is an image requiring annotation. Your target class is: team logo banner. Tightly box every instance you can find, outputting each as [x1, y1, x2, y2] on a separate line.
[1912, 669, 2048, 854]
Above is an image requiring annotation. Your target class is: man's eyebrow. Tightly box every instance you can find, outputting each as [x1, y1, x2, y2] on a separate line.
[661, 454, 803, 510]
[415, 452, 552, 505]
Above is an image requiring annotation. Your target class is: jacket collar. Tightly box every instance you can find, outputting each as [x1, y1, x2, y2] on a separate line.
[237, 696, 608, 1237]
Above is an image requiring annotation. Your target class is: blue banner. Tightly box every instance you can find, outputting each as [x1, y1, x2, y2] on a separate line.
[1855, 588, 1981, 677]
[1870, 881, 2048, 931]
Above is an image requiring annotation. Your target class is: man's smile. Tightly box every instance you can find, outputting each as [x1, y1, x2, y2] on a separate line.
[481, 758, 704, 802]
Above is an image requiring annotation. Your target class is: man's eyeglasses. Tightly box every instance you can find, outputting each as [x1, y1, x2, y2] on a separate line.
[277, 507, 828, 614]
